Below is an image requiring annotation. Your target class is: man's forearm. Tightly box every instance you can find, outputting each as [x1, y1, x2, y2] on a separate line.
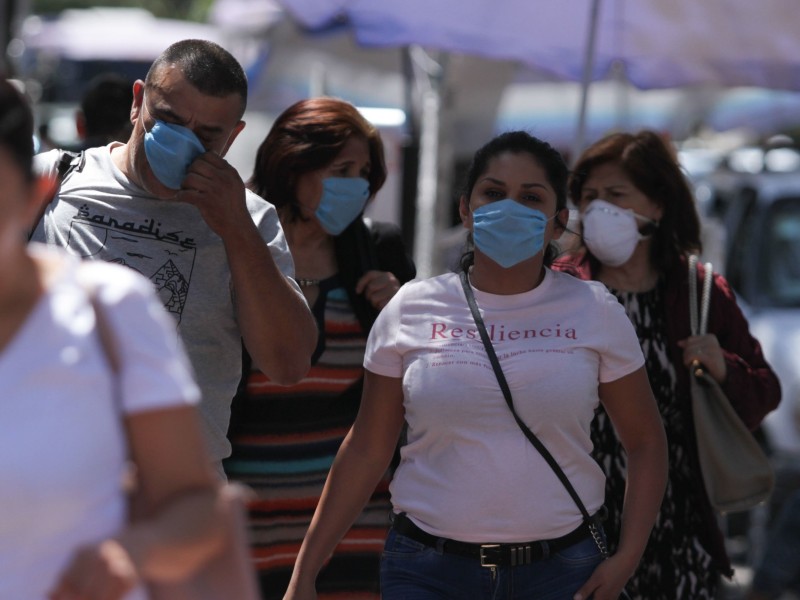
[225, 224, 317, 385]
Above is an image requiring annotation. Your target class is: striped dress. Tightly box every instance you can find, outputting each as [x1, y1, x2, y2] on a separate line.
[224, 276, 391, 600]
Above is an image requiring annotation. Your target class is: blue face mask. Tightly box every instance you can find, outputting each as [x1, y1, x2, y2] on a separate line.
[315, 177, 370, 235]
[472, 198, 552, 268]
[141, 97, 206, 190]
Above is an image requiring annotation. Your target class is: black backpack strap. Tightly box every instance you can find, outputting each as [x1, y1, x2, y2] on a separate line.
[29, 150, 85, 240]
[55, 150, 85, 182]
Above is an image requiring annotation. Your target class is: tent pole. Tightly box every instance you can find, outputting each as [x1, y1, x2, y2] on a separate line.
[413, 86, 440, 278]
[405, 45, 444, 279]
[572, 0, 602, 166]
[400, 48, 421, 256]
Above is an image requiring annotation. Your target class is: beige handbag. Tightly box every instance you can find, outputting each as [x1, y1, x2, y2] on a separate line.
[86, 276, 261, 600]
[688, 255, 774, 513]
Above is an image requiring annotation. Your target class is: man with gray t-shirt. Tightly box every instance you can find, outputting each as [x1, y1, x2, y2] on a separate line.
[31, 40, 317, 474]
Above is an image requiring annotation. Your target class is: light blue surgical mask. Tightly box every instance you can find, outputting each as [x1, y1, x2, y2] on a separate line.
[141, 95, 206, 190]
[472, 198, 552, 268]
[315, 177, 370, 235]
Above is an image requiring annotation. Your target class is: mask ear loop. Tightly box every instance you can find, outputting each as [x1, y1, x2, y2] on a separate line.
[554, 208, 581, 250]
[139, 92, 158, 138]
[545, 208, 575, 264]
[585, 201, 659, 240]
[215, 127, 236, 157]
[633, 213, 659, 238]
[551, 207, 571, 230]
[140, 92, 149, 123]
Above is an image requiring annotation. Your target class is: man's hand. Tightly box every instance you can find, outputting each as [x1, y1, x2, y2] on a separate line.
[177, 151, 318, 384]
[176, 152, 249, 238]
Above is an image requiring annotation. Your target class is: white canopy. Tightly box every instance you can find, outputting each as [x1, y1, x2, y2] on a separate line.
[18, 8, 225, 62]
[276, 0, 800, 91]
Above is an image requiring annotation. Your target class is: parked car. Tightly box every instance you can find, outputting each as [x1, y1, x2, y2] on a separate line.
[707, 168, 800, 462]
[688, 159, 800, 582]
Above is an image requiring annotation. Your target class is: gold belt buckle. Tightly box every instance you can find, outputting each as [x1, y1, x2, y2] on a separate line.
[479, 544, 501, 567]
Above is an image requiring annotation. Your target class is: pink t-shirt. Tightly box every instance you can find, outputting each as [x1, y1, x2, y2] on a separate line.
[365, 269, 644, 543]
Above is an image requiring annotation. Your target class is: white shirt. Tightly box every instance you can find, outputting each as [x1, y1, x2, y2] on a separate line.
[365, 269, 644, 543]
[0, 246, 200, 600]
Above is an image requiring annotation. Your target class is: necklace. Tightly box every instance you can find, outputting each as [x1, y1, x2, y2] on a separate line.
[296, 277, 322, 287]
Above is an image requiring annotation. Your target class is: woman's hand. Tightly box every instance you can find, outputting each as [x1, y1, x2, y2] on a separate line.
[282, 577, 318, 600]
[573, 553, 635, 600]
[678, 333, 727, 384]
[48, 539, 139, 600]
[356, 270, 400, 310]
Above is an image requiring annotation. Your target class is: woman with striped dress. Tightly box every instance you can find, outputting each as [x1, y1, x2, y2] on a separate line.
[224, 97, 415, 599]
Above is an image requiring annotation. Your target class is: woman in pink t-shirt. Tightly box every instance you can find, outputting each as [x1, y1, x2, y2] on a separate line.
[283, 131, 668, 600]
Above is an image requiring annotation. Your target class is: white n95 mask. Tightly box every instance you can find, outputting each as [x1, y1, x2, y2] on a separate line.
[581, 199, 658, 267]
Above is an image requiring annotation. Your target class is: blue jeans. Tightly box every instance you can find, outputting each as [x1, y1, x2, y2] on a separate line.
[380, 528, 604, 600]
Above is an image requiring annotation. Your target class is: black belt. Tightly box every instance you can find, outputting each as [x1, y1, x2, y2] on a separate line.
[391, 513, 593, 567]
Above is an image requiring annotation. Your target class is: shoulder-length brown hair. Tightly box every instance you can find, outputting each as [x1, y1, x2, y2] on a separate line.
[569, 130, 701, 272]
[248, 97, 387, 222]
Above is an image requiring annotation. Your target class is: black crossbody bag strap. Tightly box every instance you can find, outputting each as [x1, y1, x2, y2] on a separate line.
[459, 270, 610, 558]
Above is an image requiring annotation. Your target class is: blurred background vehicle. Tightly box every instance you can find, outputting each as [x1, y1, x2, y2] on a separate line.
[698, 145, 800, 470]
[690, 144, 800, 598]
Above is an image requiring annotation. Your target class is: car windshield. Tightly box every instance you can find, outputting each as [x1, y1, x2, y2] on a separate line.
[761, 197, 800, 307]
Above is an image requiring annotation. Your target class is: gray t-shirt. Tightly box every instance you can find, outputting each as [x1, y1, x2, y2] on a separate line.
[32, 145, 301, 464]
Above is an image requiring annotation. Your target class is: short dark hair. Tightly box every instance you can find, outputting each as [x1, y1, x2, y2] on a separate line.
[248, 97, 387, 221]
[80, 73, 133, 142]
[146, 39, 248, 117]
[569, 130, 701, 271]
[0, 78, 35, 181]
[460, 130, 569, 269]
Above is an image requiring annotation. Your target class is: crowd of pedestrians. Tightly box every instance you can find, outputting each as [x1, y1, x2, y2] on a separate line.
[2, 37, 795, 600]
